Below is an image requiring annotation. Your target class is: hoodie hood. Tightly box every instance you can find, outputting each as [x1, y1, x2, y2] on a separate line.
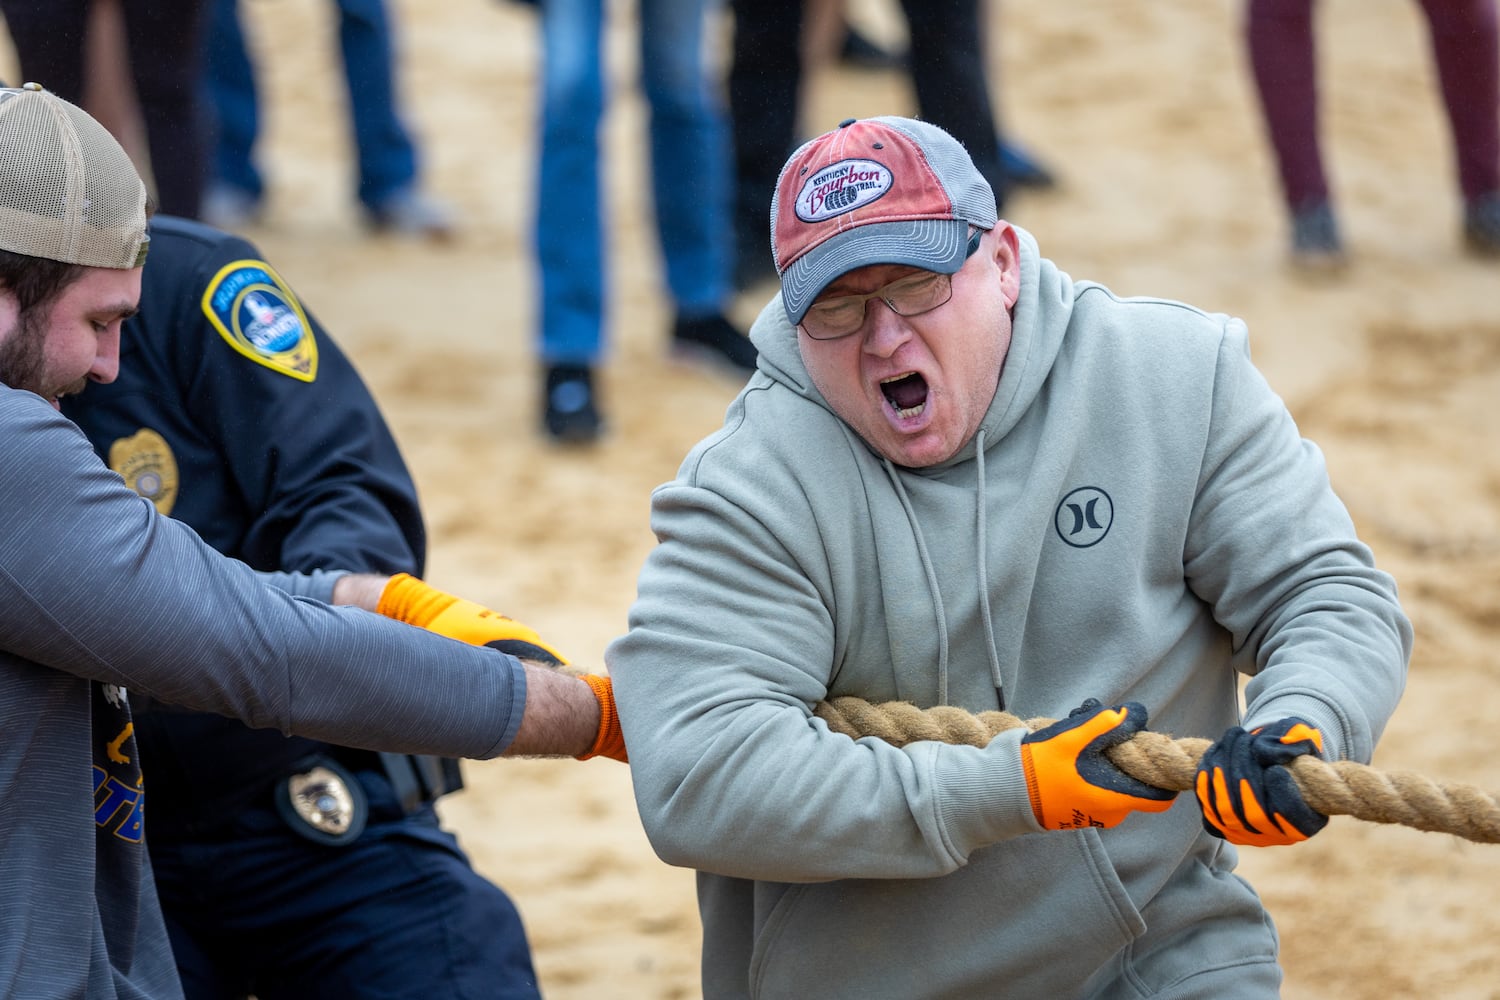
[748, 224, 1076, 472]
[744, 224, 1083, 704]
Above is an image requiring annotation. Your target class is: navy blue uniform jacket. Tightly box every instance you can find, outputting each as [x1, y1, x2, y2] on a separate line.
[64, 215, 430, 839]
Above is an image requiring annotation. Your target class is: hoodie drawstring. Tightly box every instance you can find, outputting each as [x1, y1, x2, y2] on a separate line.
[973, 430, 1005, 709]
[883, 433, 1006, 710]
[884, 458, 951, 705]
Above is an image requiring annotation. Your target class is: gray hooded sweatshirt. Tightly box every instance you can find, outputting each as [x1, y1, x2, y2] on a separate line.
[607, 227, 1410, 999]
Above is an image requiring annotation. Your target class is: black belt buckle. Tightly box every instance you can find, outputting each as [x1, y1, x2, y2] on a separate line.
[274, 755, 368, 846]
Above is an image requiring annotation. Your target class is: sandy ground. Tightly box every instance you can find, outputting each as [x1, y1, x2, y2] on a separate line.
[8, 0, 1500, 996]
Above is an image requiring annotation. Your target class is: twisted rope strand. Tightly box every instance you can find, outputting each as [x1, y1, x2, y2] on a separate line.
[814, 697, 1500, 844]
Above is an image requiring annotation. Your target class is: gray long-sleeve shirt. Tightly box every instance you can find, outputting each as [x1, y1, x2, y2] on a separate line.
[0, 387, 525, 998]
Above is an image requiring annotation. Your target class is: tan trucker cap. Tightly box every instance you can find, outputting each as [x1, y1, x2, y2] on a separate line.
[0, 83, 149, 269]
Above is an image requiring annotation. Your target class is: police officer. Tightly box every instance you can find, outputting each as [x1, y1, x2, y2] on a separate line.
[63, 215, 544, 999]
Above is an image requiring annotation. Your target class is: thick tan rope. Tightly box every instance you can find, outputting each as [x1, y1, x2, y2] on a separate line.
[814, 697, 1500, 844]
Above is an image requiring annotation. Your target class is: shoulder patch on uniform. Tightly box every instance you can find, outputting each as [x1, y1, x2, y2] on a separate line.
[201, 259, 319, 382]
[108, 428, 179, 516]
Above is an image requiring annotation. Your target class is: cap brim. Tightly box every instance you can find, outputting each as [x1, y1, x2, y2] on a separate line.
[781, 218, 970, 326]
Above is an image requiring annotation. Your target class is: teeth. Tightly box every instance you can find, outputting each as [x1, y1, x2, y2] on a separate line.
[880, 373, 924, 419]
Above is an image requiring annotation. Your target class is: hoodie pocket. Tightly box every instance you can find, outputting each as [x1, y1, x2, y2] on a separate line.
[748, 829, 1144, 999]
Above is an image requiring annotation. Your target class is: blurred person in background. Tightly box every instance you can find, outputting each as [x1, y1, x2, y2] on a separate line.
[0, 0, 210, 218]
[507, 0, 757, 445]
[199, 0, 454, 236]
[727, 0, 1055, 291]
[1245, 0, 1500, 268]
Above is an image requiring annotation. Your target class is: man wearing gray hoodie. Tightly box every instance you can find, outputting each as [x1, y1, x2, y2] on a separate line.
[608, 115, 1412, 998]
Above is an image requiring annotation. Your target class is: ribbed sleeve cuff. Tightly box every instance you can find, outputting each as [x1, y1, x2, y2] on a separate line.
[482, 652, 528, 758]
[931, 730, 1045, 852]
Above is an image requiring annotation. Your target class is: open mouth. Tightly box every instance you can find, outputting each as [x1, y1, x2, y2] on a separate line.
[880, 372, 929, 419]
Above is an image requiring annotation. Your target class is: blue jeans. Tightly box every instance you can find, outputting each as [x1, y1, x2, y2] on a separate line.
[535, 0, 731, 364]
[204, 0, 419, 208]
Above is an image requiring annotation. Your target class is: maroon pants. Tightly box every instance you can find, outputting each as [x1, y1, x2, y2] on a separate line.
[1246, 0, 1500, 208]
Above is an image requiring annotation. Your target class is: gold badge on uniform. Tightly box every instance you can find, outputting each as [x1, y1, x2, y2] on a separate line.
[108, 428, 179, 515]
[275, 756, 368, 846]
[201, 259, 319, 382]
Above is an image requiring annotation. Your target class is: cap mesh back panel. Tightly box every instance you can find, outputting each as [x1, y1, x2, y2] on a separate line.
[0, 86, 148, 268]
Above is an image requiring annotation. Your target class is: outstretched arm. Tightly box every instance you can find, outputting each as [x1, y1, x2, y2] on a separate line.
[347, 572, 626, 762]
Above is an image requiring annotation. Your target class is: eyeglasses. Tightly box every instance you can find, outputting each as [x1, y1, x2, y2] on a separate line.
[799, 229, 983, 341]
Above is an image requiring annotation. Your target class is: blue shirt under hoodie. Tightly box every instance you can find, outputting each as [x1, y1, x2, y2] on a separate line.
[607, 225, 1411, 999]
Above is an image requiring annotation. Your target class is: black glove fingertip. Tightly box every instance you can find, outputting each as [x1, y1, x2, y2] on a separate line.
[1117, 701, 1150, 731]
[1263, 767, 1328, 836]
[485, 638, 564, 666]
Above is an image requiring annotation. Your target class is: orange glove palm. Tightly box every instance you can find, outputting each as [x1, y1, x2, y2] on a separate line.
[1020, 699, 1177, 830]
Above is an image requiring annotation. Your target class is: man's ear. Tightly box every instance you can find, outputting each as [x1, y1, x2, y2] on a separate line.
[990, 223, 1022, 307]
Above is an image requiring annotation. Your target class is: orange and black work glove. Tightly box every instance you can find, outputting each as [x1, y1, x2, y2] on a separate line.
[1195, 718, 1327, 847]
[376, 573, 569, 666]
[1020, 699, 1177, 830]
[577, 673, 627, 763]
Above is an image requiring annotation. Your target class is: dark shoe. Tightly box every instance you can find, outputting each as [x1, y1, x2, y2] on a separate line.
[998, 138, 1057, 190]
[542, 364, 602, 444]
[1463, 191, 1500, 257]
[672, 312, 757, 375]
[1289, 200, 1347, 272]
[839, 25, 908, 71]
